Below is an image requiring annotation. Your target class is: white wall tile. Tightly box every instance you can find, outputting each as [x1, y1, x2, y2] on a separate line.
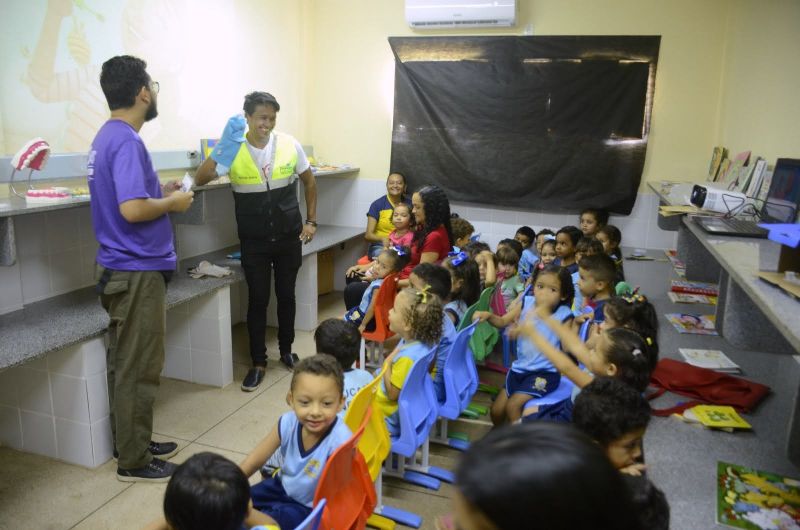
[163, 345, 192, 380]
[0, 405, 23, 450]
[190, 349, 226, 387]
[0, 262, 23, 315]
[48, 343, 86, 377]
[51, 374, 90, 423]
[0, 368, 19, 407]
[50, 248, 83, 295]
[76, 207, 96, 246]
[189, 317, 221, 352]
[490, 208, 518, 225]
[86, 372, 109, 423]
[17, 368, 52, 415]
[79, 242, 98, 286]
[166, 310, 191, 349]
[20, 253, 52, 303]
[14, 213, 48, 258]
[55, 418, 94, 467]
[46, 208, 82, 253]
[91, 416, 113, 466]
[82, 338, 107, 376]
[20, 410, 57, 458]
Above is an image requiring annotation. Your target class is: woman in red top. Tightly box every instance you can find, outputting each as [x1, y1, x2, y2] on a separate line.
[344, 185, 453, 309]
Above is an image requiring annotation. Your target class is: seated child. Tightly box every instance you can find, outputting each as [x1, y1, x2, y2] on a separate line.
[496, 238, 523, 259]
[597, 224, 625, 283]
[623, 474, 671, 530]
[579, 207, 609, 238]
[375, 286, 443, 435]
[409, 263, 456, 403]
[464, 240, 496, 288]
[572, 376, 651, 476]
[475, 264, 575, 425]
[496, 246, 525, 309]
[555, 225, 583, 312]
[574, 236, 604, 264]
[442, 251, 481, 325]
[344, 246, 410, 332]
[603, 294, 659, 370]
[513, 315, 654, 422]
[384, 202, 414, 250]
[515, 225, 538, 281]
[143, 452, 278, 530]
[441, 422, 643, 530]
[450, 215, 475, 251]
[535, 228, 555, 256]
[315, 318, 373, 414]
[576, 253, 618, 322]
[531, 236, 557, 278]
[242, 355, 352, 529]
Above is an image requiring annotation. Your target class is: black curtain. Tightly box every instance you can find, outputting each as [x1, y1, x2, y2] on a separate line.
[389, 36, 660, 214]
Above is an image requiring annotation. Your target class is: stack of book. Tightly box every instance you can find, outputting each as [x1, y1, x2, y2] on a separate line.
[706, 146, 773, 199]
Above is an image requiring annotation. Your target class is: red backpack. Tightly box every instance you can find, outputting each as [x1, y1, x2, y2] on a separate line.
[647, 358, 771, 416]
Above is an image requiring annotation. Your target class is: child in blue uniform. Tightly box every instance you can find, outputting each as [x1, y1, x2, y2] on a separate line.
[344, 246, 409, 332]
[314, 318, 373, 414]
[576, 253, 617, 322]
[242, 355, 352, 529]
[374, 286, 443, 435]
[476, 264, 575, 424]
[442, 251, 480, 326]
[514, 225, 538, 281]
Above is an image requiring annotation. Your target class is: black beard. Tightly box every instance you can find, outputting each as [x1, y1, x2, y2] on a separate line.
[144, 99, 158, 122]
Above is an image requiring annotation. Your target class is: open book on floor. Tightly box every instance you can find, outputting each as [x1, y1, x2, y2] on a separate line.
[666, 313, 719, 335]
[717, 461, 800, 529]
[679, 349, 740, 373]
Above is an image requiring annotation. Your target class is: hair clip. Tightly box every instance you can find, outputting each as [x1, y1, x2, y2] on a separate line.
[416, 284, 431, 304]
[622, 293, 647, 304]
[631, 348, 642, 357]
[645, 337, 653, 346]
[543, 235, 556, 242]
[390, 245, 407, 257]
[448, 250, 468, 266]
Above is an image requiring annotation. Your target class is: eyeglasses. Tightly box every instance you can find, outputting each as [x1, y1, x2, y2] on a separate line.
[149, 81, 160, 94]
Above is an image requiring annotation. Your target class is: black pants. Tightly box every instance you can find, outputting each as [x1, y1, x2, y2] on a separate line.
[241, 237, 302, 366]
[343, 280, 376, 332]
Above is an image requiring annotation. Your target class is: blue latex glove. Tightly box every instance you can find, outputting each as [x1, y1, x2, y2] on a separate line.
[210, 114, 246, 171]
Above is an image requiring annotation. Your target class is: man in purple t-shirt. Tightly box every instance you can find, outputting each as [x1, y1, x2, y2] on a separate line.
[89, 56, 194, 483]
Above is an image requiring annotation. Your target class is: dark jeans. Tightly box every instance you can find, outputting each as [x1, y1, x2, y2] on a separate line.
[241, 237, 302, 366]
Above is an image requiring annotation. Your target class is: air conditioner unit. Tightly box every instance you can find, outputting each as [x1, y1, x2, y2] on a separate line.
[406, 0, 517, 29]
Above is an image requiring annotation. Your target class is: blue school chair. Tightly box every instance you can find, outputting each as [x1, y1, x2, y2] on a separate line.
[431, 322, 479, 451]
[294, 498, 325, 530]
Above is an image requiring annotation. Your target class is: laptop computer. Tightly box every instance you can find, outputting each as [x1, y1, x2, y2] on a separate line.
[695, 158, 800, 238]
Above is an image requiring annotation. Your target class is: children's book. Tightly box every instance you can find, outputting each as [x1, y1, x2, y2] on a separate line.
[708, 146, 728, 182]
[670, 280, 719, 297]
[745, 158, 768, 198]
[717, 159, 732, 184]
[679, 348, 740, 372]
[668, 292, 718, 305]
[717, 461, 800, 529]
[666, 313, 719, 335]
[682, 405, 751, 431]
[756, 168, 775, 203]
[722, 151, 751, 189]
[735, 160, 757, 194]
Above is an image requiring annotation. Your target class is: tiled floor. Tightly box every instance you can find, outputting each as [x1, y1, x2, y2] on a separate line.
[0, 292, 485, 530]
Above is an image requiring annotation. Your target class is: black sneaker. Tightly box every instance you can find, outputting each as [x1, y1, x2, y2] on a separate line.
[113, 440, 179, 461]
[117, 457, 177, 483]
[280, 352, 299, 370]
[241, 367, 266, 392]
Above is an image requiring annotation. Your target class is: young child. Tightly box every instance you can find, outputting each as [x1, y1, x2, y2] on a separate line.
[450, 216, 475, 251]
[577, 253, 618, 322]
[384, 202, 414, 249]
[344, 246, 410, 332]
[144, 452, 279, 530]
[314, 318, 373, 413]
[535, 228, 555, 256]
[476, 264, 575, 425]
[375, 286, 444, 434]
[496, 238, 523, 259]
[597, 224, 625, 283]
[579, 208, 609, 237]
[496, 246, 525, 310]
[464, 240, 497, 288]
[623, 474, 671, 530]
[442, 422, 643, 530]
[515, 226, 538, 281]
[532, 236, 557, 278]
[554, 226, 582, 273]
[513, 315, 654, 421]
[574, 236, 604, 264]
[408, 263, 456, 403]
[242, 355, 351, 529]
[442, 251, 481, 325]
[572, 377, 651, 476]
[603, 294, 659, 370]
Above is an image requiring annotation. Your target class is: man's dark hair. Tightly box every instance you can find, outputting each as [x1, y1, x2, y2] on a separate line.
[243, 91, 280, 114]
[572, 377, 651, 447]
[100, 55, 150, 111]
[291, 354, 344, 394]
[411, 263, 452, 300]
[164, 452, 250, 530]
[497, 238, 523, 258]
[315, 319, 361, 369]
[578, 253, 618, 286]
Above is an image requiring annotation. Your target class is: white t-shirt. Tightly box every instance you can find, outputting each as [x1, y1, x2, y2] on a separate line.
[244, 131, 310, 183]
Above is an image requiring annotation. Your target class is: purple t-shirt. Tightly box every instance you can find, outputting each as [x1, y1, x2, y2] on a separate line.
[87, 120, 176, 271]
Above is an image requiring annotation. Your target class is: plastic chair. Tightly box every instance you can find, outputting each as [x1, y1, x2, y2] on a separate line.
[431, 322, 479, 451]
[360, 273, 399, 369]
[343, 364, 397, 530]
[294, 498, 326, 530]
[458, 286, 499, 363]
[313, 410, 376, 530]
